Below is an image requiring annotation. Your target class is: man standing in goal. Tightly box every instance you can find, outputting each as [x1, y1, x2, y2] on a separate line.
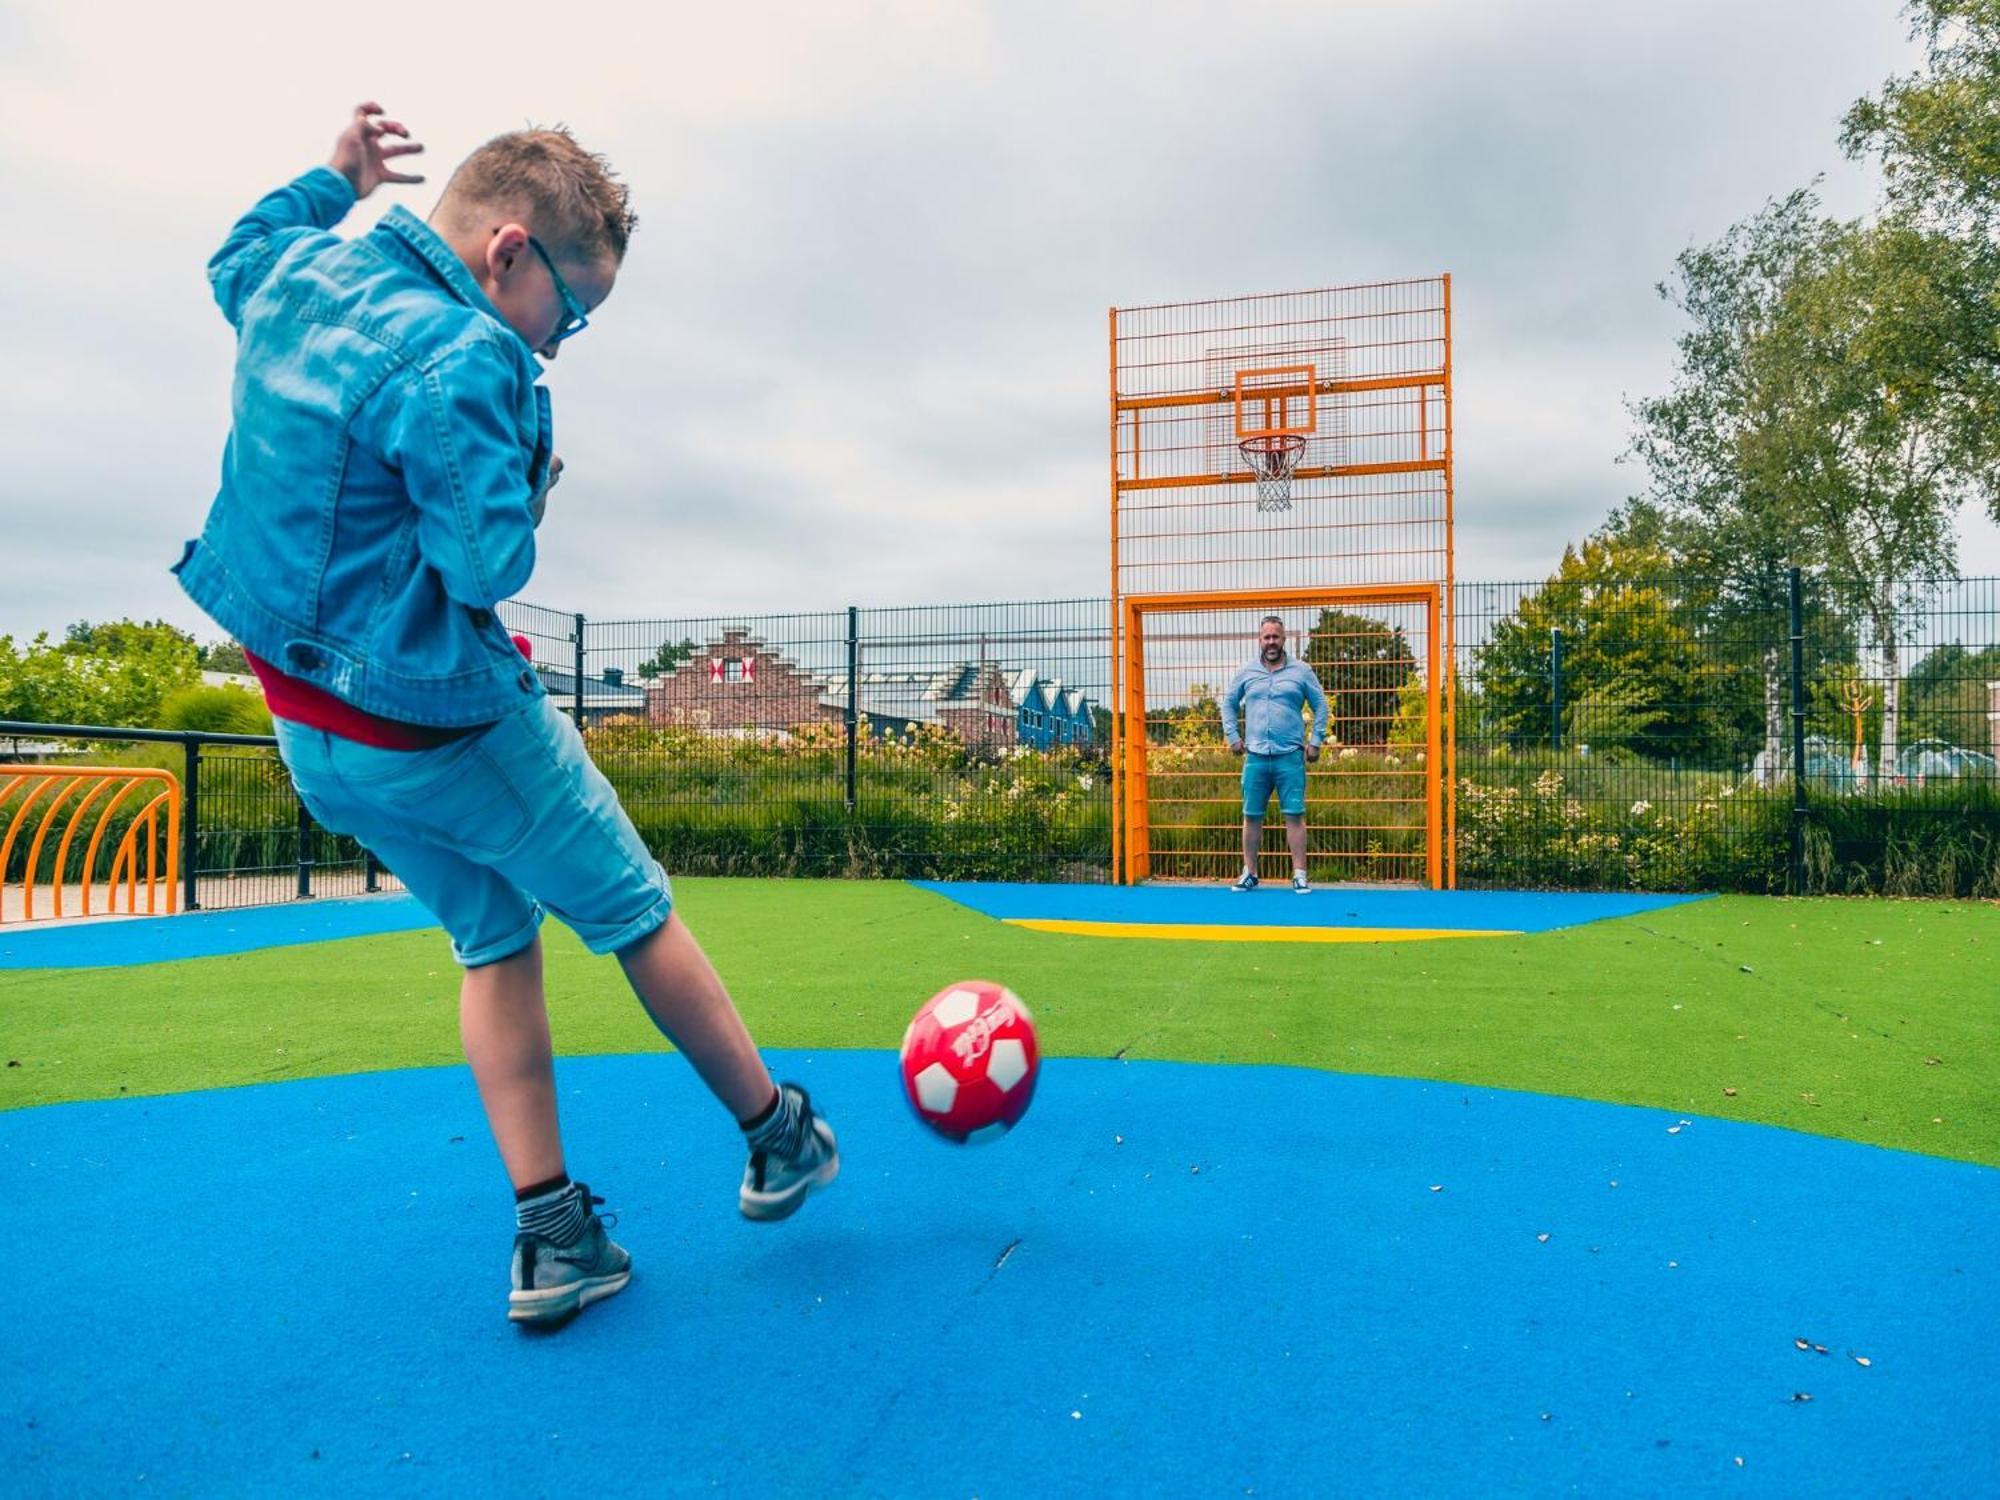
[1221, 616, 1328, 893]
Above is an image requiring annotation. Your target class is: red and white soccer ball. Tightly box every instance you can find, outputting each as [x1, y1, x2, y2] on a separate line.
[898, 980, 1039, 1144]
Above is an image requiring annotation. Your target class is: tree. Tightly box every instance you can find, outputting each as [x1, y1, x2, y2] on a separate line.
[1301, 609, 1415, 746]
[199, 639, 252, 675]
[1841, 0, 2000, 535]
[0, 619, 202, 727]
[1750, 217, 2000, 777]
[1470, 532, 1740, 763]
[634, 637, 699, 680]
[1843, 0, 2000, 241]
[1900, 640, 2000, 747]
[1626, 190, 1829, 783]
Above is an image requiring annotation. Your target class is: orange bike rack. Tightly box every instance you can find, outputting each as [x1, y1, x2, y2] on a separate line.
[0, 766, 182, 922]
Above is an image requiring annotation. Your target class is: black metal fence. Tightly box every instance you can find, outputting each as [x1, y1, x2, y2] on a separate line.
[566, 600, 1112, 881]
[1450, 572, 2000, 892]
[6, 571, 1998, 908]
[0, 722, 390, 912]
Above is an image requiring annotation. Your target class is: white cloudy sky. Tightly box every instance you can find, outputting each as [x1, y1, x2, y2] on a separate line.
[3, 0, 1996, 644]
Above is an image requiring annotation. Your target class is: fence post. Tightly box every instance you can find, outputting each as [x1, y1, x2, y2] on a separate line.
[845, 605, 860, 813]
[296, 799, 314, 899]
[364, 848, 380, 893]
[182, 736, 201, 912]
[1789, 567, 1809, 894]
[573, 612, 587, 726]
[1550, 627, 1563, 751]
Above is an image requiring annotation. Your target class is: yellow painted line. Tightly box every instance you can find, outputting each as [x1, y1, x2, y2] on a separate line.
[1002, 918, 1520, 945]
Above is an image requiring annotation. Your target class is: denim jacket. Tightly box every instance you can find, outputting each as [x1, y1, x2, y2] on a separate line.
[174, 167, 551, 727]
[1221, 656, 1330, 755]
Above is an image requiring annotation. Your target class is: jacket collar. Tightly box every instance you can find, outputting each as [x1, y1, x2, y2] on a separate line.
[377, 206, 542, 362]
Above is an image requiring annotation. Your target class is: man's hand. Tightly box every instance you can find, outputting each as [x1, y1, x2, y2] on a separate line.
[1231, 743, 1246, 757]
[529, 454, 564, 528]
[329, 102, 425, 198]
[1306, 745, 1322, 763]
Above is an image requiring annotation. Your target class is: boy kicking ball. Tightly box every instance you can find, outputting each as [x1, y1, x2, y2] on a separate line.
[177, 103, 837, 1327]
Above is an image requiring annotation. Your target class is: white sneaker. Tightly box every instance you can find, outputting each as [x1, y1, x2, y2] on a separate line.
[1292, 872, 1311, 894]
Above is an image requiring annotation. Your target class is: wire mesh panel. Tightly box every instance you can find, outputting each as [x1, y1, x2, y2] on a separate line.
[580, 610, 855, 876]
[1453, 576, 1813, 892]
[1111, 281, 1451, 597]
[1796, 575, 2000, 893]
[853, 600, 1111, 880]
[579, 602, 1112, 880]
[1110, 282, 1455, 884]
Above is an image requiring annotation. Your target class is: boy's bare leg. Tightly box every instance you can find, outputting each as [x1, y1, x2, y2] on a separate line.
[618, 912, 776, 1122]
[459, 936, 566, 1190]
[1242, 814, 1263, 874]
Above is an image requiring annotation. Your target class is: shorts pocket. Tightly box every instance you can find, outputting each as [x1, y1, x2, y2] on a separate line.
[332, 737, 533, 859]
[403, 746, 534, 858]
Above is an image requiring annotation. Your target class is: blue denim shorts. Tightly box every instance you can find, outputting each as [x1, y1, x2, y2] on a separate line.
[275, 696, 672, 967]
[1242, 750, 1309, 817]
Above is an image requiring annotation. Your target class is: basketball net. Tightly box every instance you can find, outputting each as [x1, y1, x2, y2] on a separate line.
[1239, 433, 1306, 513]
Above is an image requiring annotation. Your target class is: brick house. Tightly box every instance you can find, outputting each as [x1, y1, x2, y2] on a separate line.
[645, 629, 840, 733]
[646, 629, 1083, 751]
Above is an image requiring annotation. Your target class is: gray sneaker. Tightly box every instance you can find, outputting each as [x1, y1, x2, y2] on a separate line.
[508, 1186, 632, 1327]
[740, 1084, 840, 1222]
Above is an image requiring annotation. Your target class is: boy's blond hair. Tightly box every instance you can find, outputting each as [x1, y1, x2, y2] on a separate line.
[438, 127, 637, 265]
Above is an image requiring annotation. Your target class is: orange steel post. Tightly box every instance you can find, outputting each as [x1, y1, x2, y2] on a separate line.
[1121, 599, 1150, 883]
[1109, 305, 1124, 883]
[1425, 587, 1442, 889]
[1442, 274, 1458, 888]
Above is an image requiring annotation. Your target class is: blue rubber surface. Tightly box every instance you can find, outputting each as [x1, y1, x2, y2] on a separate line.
[0, 895, 438, 969]
[3, 1051, 1992, 1497]
[915, 881, 1708, 931]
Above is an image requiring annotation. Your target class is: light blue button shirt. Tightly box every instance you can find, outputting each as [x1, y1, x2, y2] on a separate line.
[1221, 656, 1330, 755]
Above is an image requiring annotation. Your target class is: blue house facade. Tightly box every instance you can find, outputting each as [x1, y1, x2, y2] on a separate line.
[1008, 670, 1095, 749]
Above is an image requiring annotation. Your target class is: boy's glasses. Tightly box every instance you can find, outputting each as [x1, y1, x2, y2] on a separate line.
[527, 236, 590, 344]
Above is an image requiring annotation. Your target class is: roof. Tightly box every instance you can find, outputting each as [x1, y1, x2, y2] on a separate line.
[531, 664, 650, 710]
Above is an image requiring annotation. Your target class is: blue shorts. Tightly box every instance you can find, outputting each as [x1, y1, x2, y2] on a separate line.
[1242, 750, 1309, 817]
[274, 696, 673, 968]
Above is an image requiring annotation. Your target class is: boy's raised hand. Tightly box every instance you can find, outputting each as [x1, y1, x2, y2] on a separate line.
[329, 102, 425, 198]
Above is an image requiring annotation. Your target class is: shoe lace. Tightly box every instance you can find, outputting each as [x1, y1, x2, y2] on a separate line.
[573, 1183, 617, 1231]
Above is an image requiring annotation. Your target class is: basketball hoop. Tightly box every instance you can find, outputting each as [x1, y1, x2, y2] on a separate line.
[1239, 432, 1306, 513]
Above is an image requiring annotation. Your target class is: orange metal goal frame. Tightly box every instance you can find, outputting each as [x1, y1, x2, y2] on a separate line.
[1113, 584, 1449, 889]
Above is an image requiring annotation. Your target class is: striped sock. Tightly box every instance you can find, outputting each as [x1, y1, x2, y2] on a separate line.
[515, 1177, 589, 1247]
[743, 1084, 808, 1161]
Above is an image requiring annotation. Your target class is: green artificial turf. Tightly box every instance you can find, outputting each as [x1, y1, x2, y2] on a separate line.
[2, 880, 1995, 1164]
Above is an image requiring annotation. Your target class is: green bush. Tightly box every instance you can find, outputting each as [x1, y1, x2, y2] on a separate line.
[156, 684, 274, 736]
